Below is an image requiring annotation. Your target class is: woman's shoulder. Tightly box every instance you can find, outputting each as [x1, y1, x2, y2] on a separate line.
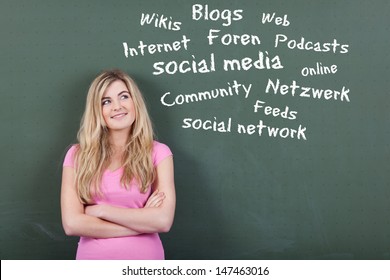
[63, 144, 79, 167]
[152, 140, 173, 166]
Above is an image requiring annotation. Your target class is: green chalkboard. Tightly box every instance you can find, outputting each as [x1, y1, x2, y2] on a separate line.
[1, 0, 389, 259]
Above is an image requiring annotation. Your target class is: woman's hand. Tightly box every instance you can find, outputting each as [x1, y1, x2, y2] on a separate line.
[144, 189, 165, 208]
[84, 190, 165, 218]
[85, 204, 104, 218]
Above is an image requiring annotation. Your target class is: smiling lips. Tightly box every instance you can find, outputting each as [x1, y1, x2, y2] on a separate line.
[111, 113, 128, 119]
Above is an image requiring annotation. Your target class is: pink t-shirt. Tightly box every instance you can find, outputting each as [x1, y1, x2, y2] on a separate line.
[63, 141, 172, 260]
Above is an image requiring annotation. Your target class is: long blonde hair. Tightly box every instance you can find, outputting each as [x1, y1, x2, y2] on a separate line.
[74, 69, 155, 204]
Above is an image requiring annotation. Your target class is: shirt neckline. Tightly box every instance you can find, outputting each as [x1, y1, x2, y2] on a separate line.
[104, 167, 123, 176]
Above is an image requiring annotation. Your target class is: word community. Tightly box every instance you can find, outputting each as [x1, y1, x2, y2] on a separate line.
[160, 80, 252, 107]
[182, 117, 307, 140]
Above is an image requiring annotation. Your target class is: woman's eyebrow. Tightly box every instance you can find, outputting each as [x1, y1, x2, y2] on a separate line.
[118, 90, 130, 96]
[102, 91, 129, 100]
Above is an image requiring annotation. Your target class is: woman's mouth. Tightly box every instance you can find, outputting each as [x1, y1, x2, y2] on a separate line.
[111, 113, 128, 119]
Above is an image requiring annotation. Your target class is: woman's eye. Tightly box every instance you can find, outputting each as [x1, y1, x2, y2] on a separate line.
[120, 94, 129, 100]
[102, 100, 110, 106]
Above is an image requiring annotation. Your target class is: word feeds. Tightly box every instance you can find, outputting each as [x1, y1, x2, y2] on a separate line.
[253, 100, 297, 120]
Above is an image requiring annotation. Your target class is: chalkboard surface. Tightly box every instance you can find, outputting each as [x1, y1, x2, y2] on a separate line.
[1, 0, 389, 259]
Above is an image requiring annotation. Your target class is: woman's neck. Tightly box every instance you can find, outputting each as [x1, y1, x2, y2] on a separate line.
[108, 130, 129, 152]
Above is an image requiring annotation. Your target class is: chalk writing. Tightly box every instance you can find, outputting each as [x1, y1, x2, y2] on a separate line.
[207, 29, 261, 46]
[140, 12, 182, 31]
[253, 100, 298, 120]
[192, 4, 243, 26]
[275, 34, 349, 54]
[301, 62, 338, 77]
[182, 117, 232, 133]
[153, 53, 216, 75]
[261, 12, 290, 26]
[265, 79, 350, 102]
[161, 80, 252, 107]
[237, 120, 307, 140]
[123, 35, 190, 57]
[120, 3, 351, 142]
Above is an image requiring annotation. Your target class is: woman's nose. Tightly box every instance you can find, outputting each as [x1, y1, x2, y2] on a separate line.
[112, 100, 122, 111]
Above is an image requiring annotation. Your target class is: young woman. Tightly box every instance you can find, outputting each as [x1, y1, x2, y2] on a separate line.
[61, 69, 175, 260]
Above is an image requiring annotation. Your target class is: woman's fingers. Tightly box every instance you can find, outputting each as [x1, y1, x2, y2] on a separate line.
[145, 191, 165, 208]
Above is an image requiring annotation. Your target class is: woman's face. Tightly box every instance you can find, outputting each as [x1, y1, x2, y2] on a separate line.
[101, 80, 136, 133]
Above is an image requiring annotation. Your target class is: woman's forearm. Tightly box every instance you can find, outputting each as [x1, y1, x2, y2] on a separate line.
[63, 212, 141, 238]
[95, 205, 174, 233]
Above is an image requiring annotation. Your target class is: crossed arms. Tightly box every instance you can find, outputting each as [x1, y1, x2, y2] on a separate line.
[60, 156, 175, 238]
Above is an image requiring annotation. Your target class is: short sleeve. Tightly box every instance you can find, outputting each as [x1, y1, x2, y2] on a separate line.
[63, 145, 77, 168]
[152, 141, 173, 166]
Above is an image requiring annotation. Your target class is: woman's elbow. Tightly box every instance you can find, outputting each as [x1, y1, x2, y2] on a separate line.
[63, 225, 75, 236]
[62, 219, 79, 236]
[159, 224, 172, 233]
[158, 216, 174, 233]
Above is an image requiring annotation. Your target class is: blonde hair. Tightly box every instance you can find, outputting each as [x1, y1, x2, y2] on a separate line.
[74, 69, 155, 204]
